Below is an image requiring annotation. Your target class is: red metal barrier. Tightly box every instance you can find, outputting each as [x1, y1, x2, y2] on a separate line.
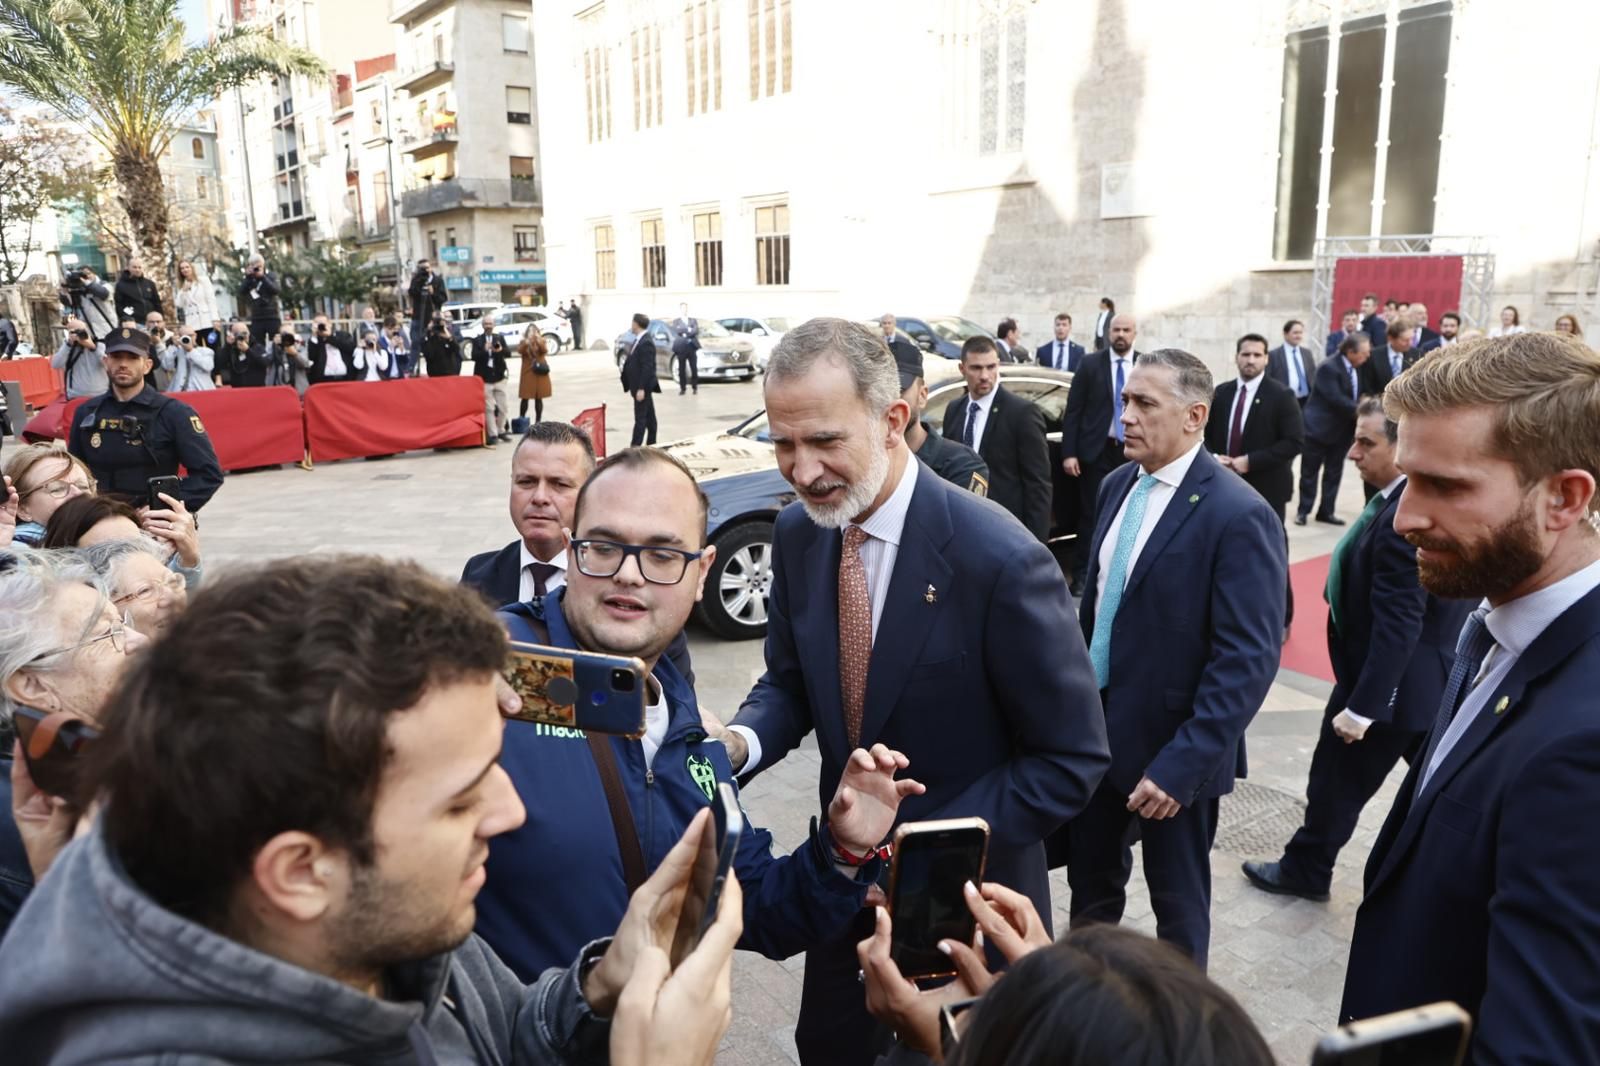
[303, 376, 485, 462]
[0, 357, 64, 407]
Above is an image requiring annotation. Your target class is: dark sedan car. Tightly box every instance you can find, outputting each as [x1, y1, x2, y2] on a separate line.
[659, 364, 1073, 639]
[893, 315, 994, 360]
[612, 318, 757, 382]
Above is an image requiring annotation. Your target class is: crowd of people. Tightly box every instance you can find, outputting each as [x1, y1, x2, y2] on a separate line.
[0, 298, 1597, 1066]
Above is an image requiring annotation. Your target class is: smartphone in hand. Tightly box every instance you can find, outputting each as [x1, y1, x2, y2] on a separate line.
[147, 476, 181, 511]
[887, 817, 990, 980]
[1312, 1003, 1470, 1066]
[668, 782, 743, 968]
[502, 641, 648, 737]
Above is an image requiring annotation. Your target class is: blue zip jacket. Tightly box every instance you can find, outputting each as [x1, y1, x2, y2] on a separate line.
[476, 590, 877, 982]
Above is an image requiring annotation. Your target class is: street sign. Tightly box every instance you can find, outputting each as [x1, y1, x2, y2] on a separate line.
[444, 276, 472, 290]
[438, 246, 472, 263]
[479, 269, 547, 284]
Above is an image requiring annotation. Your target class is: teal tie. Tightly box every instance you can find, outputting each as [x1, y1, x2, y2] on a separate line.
[1323, 491, 1387, 633]
[1089, 473, 1159, 689]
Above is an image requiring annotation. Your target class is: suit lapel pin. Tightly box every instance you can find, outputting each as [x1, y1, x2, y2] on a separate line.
[1188, 494, 1200, 504]
[1494, 696, 1510, 716]
[924, 584, 938, 604]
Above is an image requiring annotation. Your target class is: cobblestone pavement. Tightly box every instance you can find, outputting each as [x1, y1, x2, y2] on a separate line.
[181, 349, 1389, 1066]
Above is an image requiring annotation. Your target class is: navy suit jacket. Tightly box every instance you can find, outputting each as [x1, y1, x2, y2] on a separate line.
[1326, 330, 1354, 357]
[460, 541, 696, 686]
[941, 386, 1052, 542]
[1361, 314, 1388, 349]
[1326, 483, 1471, 730]
[732, 461, 1111, 914]
[1302, 355, 1361, 445]
[1080, 448, 1285, 803]
[1203, 376, 1304, 512]
[1342, 582, 1600, 1063]
[1061, 349, 1139, 466]
[1266, 344, 1316, 398]
[1035, 339, 1085, 373]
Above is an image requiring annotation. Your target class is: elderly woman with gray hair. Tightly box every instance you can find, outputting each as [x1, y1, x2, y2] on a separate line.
[80, 539, 189, 638]
[0, 548, 149, 939]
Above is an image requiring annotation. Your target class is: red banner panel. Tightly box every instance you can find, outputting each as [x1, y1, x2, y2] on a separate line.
[572, 404, 608, 459]
[24, 387, 305, 473]
[0, 357, 64, 408]
[304, 377, 485, 462]
[1331, 255, 1465, 327]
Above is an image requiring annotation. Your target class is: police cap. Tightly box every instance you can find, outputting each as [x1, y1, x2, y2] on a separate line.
[104, 326, 152, 357]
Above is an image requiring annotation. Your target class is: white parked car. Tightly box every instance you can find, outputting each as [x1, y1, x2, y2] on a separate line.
[460, 305, 573, 351]
[717, 316, 793, 372]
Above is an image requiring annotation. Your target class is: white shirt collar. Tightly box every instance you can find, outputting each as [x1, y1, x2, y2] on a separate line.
[850, 453, 917, 548]
[1481, 557, 1600, 657]
[1143, 440, 1205, 489]
[1238, 373, 1264, 400]
[968, 387, 998, 414]
[1378, 473, 1405, 499]
[519, 540, 568, 573]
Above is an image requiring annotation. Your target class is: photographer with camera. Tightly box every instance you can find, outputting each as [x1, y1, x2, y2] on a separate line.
[238, 254, 282, 345]
[113, 258, 162, 326]
[57, 266, 116, 341]
[471, 316, 513, 442]
[221, 323, 272, 388]
[158, 325, 216, 393]
[50, 318, 108, 399]
[421, 313, 462, 379]
[353, 328, 400, 381]
[407, 258, 447, 352]
[306, 314, 356, 385]
[143, 311, 173, 391]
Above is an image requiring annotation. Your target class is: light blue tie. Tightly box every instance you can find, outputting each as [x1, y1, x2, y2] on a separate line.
[1112, 358, 1127, 442]
[1089, 473, 1159, 688]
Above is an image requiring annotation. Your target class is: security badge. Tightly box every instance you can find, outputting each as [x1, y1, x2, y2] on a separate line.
[968, 472, 989, 498]
[89, 432, 101, 448]
[190, 416, 206, 434]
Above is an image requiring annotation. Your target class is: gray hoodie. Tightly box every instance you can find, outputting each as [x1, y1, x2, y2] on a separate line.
[0, 825, 612, 1065]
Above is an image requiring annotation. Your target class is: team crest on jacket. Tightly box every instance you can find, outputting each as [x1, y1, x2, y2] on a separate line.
[686, 753, 716, 802]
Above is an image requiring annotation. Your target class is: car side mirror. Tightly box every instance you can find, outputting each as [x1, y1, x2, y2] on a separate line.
[752, 327, 766, 337]
[917, 337, 935, 352]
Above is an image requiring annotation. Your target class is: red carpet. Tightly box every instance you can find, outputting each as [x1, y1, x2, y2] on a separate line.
[1282, 554, 1334, 682]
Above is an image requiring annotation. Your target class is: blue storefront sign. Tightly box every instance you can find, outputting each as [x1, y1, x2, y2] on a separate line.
[438, 246, 472, 263]
[444, 276, 472, 290]
[479, 269, 547, 284]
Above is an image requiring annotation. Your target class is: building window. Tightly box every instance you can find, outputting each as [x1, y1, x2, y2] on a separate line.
[502, 13, 528, 52]
[509, 155, 537, 201]
[515, 226, 539, 262]
[685, 1, 721, 116]
[693, 210, 722, 286]
[594, 223, 616, 289]
[374, 169, 390, 229]
[754, 202, 789, 285]
[1272, 1, 1452, 261]
[748, 0, 790, 100]
[580, 6, 614, 144]
[429, 230, 439, 259]
[975, 6, 1025, 154]
[196, 175, 208, 200]
[641, 217, 667, 288]
[632, 23, 664, 129]
[506, 85, 532, 124]
[191, 136, 205, 159]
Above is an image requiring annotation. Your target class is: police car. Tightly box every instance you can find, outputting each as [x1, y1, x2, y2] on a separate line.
[660, 363, 1074, 640]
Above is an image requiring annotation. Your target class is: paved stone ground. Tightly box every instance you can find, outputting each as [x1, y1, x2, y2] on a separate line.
[165, 349, 1388, 1066]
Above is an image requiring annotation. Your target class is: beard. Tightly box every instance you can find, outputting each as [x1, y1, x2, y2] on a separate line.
[1408, 496, 1545, 601]
[798, 435, 890, 529]
[326, 852, 480, 978]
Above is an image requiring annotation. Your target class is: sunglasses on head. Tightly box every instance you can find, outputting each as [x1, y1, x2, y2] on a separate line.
[12, 706, 101, 799]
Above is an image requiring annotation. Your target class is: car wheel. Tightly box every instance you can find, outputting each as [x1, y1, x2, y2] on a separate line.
[542, 332, 561, 353]
[696, 520, 774, 640]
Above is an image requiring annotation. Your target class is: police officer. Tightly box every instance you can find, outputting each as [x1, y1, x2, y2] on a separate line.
[67, 326, 224, 512]
[895, 348, 990, 496]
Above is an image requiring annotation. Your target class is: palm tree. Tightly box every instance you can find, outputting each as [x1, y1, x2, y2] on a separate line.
[0, 0, 326, 296]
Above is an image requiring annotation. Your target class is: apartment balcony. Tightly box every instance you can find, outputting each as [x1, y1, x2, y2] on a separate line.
[399, 120, 458, 159]
[390, 0, 452, 28]
[395, 58, 453, 95]
[400, 177, 541, 218]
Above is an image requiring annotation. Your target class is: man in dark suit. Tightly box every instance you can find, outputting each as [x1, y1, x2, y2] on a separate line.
[1362, 318, 1417, 395]
[877, 313, 923, 368]
[454, 420, 700, 688]
[719, 317, 1110, 1066]
[671, 302, 700, 394]
[1417, 310, 1458, 356]
[1340, 333, 1600, 1062]
[1243, 397, 1470, 901]
[1060, 348, 1285, 968]
[1297, 333, 1370, 526]
[1093, 297, 1115, 351]
[1359, 292, 1388, 349]
[1061, 313, 1139, 592]
[941, 336, 1052, 541]
[1267, 319, 1316, 405]
[621, 312, 660, 446]
[1206, 334, 1305, 522]
[995, 317, 1028, 363]
[1405, 301, 1440, 352]
[1326, 308, 1362, 357]
[1036, 311, 1085, 372]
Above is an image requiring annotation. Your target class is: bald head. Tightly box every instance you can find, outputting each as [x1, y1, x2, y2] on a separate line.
[1109, 314, 1137, 355]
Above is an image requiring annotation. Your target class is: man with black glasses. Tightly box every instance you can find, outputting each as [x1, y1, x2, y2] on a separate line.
[476, 445, 927, 983]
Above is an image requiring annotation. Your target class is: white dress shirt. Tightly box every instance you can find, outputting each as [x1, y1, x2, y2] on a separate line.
[961, 388, 998, 451]
[1340, 473, 1408, 730]
[1419, 556, 1600, 790]
[1284, 345, 1307, 397]
[1095, 441, 1204, 605]
[731, 455, 919, 774]
[517, 542, 569, 602]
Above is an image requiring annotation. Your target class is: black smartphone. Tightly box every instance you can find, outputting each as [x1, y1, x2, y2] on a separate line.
[12, 706, 101, 799]
[1312, 1003, 1471, 1066]
[668, 781, 743, 967]
[887, 817, 990, 980]
[147, 476, 181, 511]
[502, 641, 648, 738]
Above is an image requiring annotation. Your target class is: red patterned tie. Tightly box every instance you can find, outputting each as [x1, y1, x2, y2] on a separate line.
[839, 526, 872, 748]
[1228, 385, 1247, 457]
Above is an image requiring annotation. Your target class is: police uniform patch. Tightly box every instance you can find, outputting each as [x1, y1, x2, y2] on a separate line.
[969, 472, 989, 497]
[686, 753, 716, 803]
[120, 328, 131, 339]
[89, 432, 101, 449]
[190, 416, 206, 434]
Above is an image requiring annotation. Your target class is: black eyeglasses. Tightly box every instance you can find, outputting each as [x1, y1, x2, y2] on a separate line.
[571, 539, 703, 585]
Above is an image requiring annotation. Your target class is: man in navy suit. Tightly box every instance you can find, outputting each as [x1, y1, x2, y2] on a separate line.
[1297, 333, 1371, 526]
[1061, 313, 1140, 593]
[1243, 396, 1470, 901]
[719, 317, 1110, 1065]
[1267, 319, 1316, 405]
[1340, 332, 1600, 1062]
[941, 336, 1053, 542]
[1359, 293, 1388, 349]
[1417, 310, 1459, 357]
[1036, 311, 1085, 372]
[1060, 348, 1285, 968]
[1326, 308, 1362, 357]
[621, 312, 660, 445]
[458, 420, 696, 683]
[1361, 318, 1417, 396]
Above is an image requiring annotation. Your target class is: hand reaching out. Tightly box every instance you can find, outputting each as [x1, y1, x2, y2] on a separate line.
[827, 744, 925, 856]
